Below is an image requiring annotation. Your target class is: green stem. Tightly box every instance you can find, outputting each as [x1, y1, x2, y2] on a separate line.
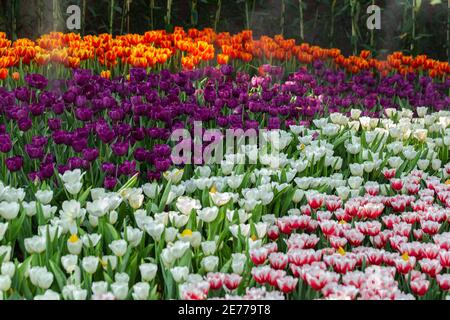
[447, 0, 449, 62]
[110, 0, 115, 35]
[411, 0, 416, 53]
[330, 0, 336, 47]
[150, 0, 155, 29]
[214, 0, 222, 32]
[82, 0, 87, 35]
[165, 0, 173, 29]
[191, 0, 198, 26]
[280, 0, 285, 36]
[299, 0, 304, 41]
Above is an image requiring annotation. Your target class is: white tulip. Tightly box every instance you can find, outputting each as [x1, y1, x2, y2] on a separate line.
[201, 241, 217, 256]
[22, 201, 37, 217]
[231, 253, 247, 275]
[145, 222, 165, 241]
[81, 233, 102, 247]
[132, 282, 150, 300]
[61, 255, 78, 274]
[109, 240, 127, 257]
[1, 262, 15, 278]
[34, 289, 60, 300]
[86, 198, 110, 217]
[0, 246, 11, 262]
[164, 227, 178, 242]
[0, 275, 11, 291]
[111, 282, 129, 300]
[91, 281, 108, 296]
[170, 266, 189, 283]
[124, 226, 143, 247]
[0, 222, 8, 241]
[115, 273, 130, 284]
[139, 263, 158, 282]
[142, 183, 160, 199]
[201, 256, 219, 272]
[100, 255, 118, 270]
[0, 201, 20, 220]
[171, 241, 190, 259]
[81, 256, 99, 274]
[24, 236, 46, 254]
[197, 206, 219, 223]
[29, 266, 54, 289]
[35, 190, 53, 205]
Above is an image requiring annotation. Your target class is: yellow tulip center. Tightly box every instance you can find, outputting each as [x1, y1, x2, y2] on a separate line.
[401, 252, 410, 262]
[69, 234, 79, 243]
[337, 247, 346, 256]
[181, 229, 193, 237]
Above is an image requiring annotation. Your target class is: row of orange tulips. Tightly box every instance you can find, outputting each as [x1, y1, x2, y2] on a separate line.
[1, 27, 449, 80]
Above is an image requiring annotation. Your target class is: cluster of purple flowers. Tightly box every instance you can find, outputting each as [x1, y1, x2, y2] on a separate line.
[0, 65, 448, 189]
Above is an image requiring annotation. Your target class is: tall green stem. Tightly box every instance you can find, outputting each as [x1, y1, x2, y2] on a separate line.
[53, 0, 59, 31]
[330, 0, 336, 47]
[299, 0, 304, 41]
[150, 0, 155, 30]
[448, 0, 450, 63]
[350, 0, 358, 55]
[370, 0, 375, 49]
[411, 0, 416, 53]
[109, 0, 115, 35]
[82, 0, 87, 35]
[165, 0, 173, 28]
[191, 0, 198, 26]
[280, 0, 285, 36]
[245, 1, 250, 29]
[214, 0, 222, 31]
[11, 0, 17, 39]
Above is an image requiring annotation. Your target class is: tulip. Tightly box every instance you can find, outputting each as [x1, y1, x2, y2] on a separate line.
[81, 256, 99, 274]
[109, 240, 128, 257]
[0, 201, 20, 220]
[140, 263, 158, 282]
[170, 266, 189, 283]
[132, 282, 150, 300]
[0, 223, 8, 241]
[201, 256, 219, 272]
[35, 190, 53, 204]
[111, 282, 129, 300]
[29, 267, 54, 289]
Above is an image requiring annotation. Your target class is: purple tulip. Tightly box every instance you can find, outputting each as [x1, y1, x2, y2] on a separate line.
[5, 156, 23, 172]
[25, 73, 48, 90]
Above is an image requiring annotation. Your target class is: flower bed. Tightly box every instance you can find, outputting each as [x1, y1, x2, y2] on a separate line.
[1, 96, 450, 298]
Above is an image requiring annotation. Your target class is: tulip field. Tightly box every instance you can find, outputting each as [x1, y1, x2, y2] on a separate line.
[0, 26, 450, 301]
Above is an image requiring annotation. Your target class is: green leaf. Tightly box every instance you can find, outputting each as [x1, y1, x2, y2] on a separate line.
[49, 260, 67, 291]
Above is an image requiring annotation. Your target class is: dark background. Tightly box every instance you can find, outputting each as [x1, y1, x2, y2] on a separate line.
[1, 0, 449, 61]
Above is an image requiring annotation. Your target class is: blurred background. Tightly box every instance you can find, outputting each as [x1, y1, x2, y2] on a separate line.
[1, 0, 449, 61]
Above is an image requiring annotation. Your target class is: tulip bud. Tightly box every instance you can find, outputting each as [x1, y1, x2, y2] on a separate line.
[109, 240, 127, 257]
[170, 266, 189, 283]
[0, 275, 11, 291]
[111, 282, 129, 300]
[81, 256, 99, 274]
[109, 210, 118, 224]
[139, 263, 158, 282]
[201, 241, 217, 256]
[92, 281, 108, 296]
[201, 256, 219, 272]
[67, 234, 83, 255]
[132, 282, 150, 300]
[1, 262, 15, 278]
[231, 253, 246, 275]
